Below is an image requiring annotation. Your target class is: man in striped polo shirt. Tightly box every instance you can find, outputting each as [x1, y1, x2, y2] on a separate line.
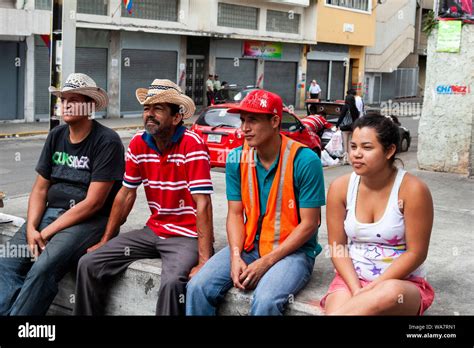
[74, 79, 214, 316]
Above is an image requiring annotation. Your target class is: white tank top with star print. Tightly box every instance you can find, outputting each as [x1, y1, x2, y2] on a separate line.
[344, 169, 426, 282]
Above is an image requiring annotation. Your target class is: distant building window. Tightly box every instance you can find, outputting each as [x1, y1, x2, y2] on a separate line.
[266, 10, 300, 34]
[35, 0, 51, 10]
[78, 0, 108, 15]
[326, 0, 370, 12]
[122, 0, 178, 21]
[218, 3, 259, 30]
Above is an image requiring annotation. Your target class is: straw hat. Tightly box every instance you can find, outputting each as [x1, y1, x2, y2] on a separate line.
[135, 79, 196, 119]
[49, 73, 108, 111]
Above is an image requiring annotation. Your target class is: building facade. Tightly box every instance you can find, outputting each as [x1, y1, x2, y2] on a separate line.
[0, 0, 49, 121]
[1, 0, 320, 121]
[314, 0, 377, 101]
[1, 0, 379, 121]
[364, 0, 435, 104]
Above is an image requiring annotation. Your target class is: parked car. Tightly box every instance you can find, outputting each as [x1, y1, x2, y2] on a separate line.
[191, 104, 321, 167]
[388, 115, 411, 153]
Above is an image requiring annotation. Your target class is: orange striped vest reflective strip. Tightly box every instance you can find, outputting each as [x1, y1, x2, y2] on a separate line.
[240, 135, 305, 256]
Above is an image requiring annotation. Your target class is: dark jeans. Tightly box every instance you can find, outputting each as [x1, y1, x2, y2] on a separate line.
[186, 245, 315, 316]
[73, 226, 198, 316]
[0, 207, 107, 315]
[206, 91, 214, 106]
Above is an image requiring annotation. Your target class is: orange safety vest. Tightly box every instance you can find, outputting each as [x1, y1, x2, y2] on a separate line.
[240, 135, 306, 256]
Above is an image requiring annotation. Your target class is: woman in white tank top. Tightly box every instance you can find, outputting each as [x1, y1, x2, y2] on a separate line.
[321, 113, 435, 315]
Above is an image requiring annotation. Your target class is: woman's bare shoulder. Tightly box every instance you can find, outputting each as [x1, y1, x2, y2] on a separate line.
[328, 173, 353, 199]
[400, 172, 432, 199]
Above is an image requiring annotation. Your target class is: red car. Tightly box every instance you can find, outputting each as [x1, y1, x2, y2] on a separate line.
[190, 104, 321, 167]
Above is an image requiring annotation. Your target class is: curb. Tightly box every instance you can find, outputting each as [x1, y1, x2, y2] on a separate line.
[0, 130, 48, 139]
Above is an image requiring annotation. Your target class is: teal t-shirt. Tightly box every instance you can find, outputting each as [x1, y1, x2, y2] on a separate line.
[226, 144, 326, 259]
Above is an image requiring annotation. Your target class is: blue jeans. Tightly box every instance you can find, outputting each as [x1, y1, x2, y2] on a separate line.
[0, 207, 107, 315]
[186, 245, 315, 315]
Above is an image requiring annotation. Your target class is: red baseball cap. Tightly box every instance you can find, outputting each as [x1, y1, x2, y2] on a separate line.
[228, 89, 283, 118]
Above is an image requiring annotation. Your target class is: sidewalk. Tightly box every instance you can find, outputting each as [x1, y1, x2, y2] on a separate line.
[0, 117, 150, 138]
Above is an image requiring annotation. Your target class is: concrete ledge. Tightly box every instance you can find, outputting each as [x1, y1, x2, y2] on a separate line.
[0, 221, 329, 315]
[0, 214, 24, 244]
[49, 256, 330, 316]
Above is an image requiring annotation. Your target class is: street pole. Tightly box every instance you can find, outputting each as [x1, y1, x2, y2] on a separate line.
[49, 0, 77, 131]
[49, 0, 62, 130]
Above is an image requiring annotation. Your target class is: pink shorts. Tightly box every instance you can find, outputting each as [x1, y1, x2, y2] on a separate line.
[320, 273, 435, 315]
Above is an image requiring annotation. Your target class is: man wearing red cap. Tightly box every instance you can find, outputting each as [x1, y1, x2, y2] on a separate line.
[186, 90, 326, 315]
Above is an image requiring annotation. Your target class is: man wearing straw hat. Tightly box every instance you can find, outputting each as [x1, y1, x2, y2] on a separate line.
[0, 73, 125, 315]
[74, 79, 214, 316]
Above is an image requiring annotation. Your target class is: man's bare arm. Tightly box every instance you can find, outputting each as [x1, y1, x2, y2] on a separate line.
[26, 174, 50, 256]
[226, 201, 248, 289]
[188, 194, 214, 278]
[86, 186, 137, 253]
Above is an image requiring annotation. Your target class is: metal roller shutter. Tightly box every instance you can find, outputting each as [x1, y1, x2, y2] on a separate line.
[34, 45, 50, 118]
[76, 47, 108, 114]
[215, 58, 257, 88]
[75, 47, 108, 91]
[330, 61, 345, 101]
[0, 41, 24, 120]
[121, 49, 178, 113]
[307, 60, 329, 100]
[264, 61, 297, 107]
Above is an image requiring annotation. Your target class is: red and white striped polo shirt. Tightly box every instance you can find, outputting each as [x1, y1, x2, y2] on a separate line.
[123, 126, 213, 239]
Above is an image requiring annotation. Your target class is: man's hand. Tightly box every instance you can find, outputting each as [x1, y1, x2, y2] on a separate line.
[26, 226, 46, 259]
[239, 257, 272, 290]
[87, 240, 108, 253]
[231, 256, 248, 290]
[188, 263, 205, 280]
